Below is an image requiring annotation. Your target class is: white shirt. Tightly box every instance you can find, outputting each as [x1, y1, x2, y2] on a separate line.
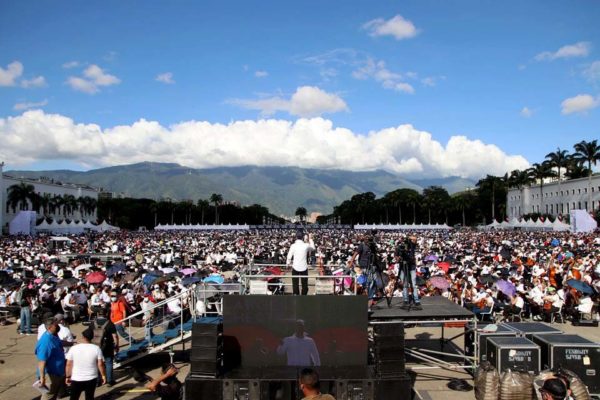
[286, 239, 315, 272]
[277, 334, 321, 366]
[66, 343, 104, 381]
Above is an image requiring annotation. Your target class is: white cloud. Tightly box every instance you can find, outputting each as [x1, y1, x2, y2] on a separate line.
[254, 70, 268, 78]
[13, 99, 48, 111]
[229, 86, 349, 117]
[62, 61, 80, 69]
[583, 61, 600, 83]
[67, 64, 120, 94]
[363, 14, 419, 40]
[155, 72, 175, 84]
[21, 76, 47, 88]
[0, 110, 529, 180]
[352, 58, 414, 93]
[535, 42, 591, 61]
[0, 61, 24, 86]
[67, 76, 99, 94]
[561, 94, 599, 115]
[520, 107, 534, 118]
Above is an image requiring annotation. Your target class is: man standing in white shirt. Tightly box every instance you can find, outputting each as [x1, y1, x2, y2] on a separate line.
[286, 232, 315, 295]
[277, 320, 321, 367]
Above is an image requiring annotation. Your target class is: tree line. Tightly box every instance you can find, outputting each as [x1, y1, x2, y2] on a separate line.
[316, 139, 600, 226]
[6, 182, 97, 219]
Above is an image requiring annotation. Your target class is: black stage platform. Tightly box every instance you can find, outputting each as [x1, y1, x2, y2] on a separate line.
[369, 296, 474, 322]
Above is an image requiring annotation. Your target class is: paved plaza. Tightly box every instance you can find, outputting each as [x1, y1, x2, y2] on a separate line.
[1, 317, 598, 400]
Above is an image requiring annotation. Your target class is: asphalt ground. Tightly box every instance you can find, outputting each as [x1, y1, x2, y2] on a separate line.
[1, 313, 598, 400]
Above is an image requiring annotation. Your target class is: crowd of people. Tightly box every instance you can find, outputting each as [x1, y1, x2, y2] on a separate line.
[0, 228, 599, 398]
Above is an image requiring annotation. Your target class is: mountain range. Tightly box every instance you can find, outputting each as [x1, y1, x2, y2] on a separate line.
[7, 162, 475, 216]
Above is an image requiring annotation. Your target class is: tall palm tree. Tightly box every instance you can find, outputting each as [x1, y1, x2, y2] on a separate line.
[197, 199, 209, 225]
[62, 194, 77, 218]
[528, 162, 557, 214]
[476, 175, 504, 222]
[508, 169, 534, 217]
[545, 147, 569, 184]
[50, 195, 64, 218]
[39, 193, 52, 218]
[210, 193, 223, 224]
[453, 191, 476, 227]
[574, 139, 600, 211]
[7, 183, 36, 213]
[404, 191, 421, 224]
[295, 207, 308, 223]
[149, 201, 159, 227]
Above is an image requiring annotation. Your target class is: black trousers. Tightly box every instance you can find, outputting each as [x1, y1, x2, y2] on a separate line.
[292, 269, 308, 295]
[70, 378, 97, 400]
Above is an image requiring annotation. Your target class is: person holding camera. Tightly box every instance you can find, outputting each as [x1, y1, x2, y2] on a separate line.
[395, 235, 422, 310]
[350, 233, 383, 310]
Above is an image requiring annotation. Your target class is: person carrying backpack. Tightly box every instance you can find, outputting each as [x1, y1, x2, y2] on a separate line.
[92, 308, 118, 386]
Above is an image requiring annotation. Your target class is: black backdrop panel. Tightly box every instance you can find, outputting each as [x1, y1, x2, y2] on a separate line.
[223, 295, 368, 369]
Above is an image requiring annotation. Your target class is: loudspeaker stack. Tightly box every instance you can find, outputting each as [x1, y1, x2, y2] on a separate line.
[373, 324, 406, 378]
[190, 322, 223, 377]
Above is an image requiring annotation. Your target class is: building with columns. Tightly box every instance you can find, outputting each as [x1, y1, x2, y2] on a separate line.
[1, 163, 101, 234]
[507, 175, 600, 219]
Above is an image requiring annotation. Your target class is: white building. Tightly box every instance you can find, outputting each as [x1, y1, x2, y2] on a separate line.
[1, 164, 101, 234]
[507, 175, 600, 219]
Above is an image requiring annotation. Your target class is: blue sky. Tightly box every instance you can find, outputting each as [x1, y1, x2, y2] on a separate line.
[0, 0, 599, 178]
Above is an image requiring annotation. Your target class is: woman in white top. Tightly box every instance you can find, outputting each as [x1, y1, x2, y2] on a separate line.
[65, 328, 106, 400]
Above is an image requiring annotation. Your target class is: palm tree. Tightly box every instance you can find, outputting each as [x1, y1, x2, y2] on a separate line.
[476, 175, 504, 222]
[564, 156, 590, 180]
[574, 139, 600, 211]
[528, 162, 557, 214]
[149, 201, 159, 227]
[39, 193, 52, 218]
[453, 191, 476, 227]
[295, 207, 308, 223]
[197, 199, 209, 225]
[404, 190, 421, 224]
[62, 194, 77, 218]
[545, 147, 569, 184]
[508, 169, 533, 217]
[7, 183, 36, 213]
[50, 195, 64, 218]
[210, 193, 223, 224]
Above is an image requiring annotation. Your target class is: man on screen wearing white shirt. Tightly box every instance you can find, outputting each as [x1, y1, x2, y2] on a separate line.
[277, 320, 321, 367]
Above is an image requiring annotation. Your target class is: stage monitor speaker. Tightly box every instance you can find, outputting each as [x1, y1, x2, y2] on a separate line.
[185, 375, 222, 400]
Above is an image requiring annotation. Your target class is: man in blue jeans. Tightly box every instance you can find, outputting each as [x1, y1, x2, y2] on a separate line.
[94, 308, 119, 386]
[396, 235, 422, 310]
[19, 286, 34, 335]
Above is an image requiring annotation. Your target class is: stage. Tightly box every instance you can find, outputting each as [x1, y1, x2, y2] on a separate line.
[369, 296, 475, 322]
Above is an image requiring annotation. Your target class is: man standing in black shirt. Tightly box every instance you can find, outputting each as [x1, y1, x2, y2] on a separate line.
[395, 235, 421, 310]
[350, 233, 383, 310]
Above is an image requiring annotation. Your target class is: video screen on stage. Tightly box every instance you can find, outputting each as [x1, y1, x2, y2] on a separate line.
[223, 296, 368, 369]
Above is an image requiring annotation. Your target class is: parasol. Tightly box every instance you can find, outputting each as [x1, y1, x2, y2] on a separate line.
[428, 276, 450, 290]
[181, 268, 196, 276]
[495, 279, 516, 297]
[85, 271, 106, 284]
[566, 279, 594, 295]
[57, 278, 78, 288]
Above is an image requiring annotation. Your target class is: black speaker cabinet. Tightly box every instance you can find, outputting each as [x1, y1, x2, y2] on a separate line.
[486, 336, 541, 374]
[222, 379, 261, 400]
[191, 322, 224, 377]
[373, 323, 406, 377]
[185, 375, 222, 400]
[532, 334, 600, 393]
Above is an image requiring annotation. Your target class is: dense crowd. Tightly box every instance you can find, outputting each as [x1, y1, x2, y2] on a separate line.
[0, 228, 599, 399]
[1, 229, 599, 326]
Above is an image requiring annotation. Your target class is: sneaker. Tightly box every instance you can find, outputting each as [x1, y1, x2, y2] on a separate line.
[413, 303, 423, 310]
[401, 301, 410, 309]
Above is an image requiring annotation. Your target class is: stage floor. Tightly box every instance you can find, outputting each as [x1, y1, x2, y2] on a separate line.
[369, 296, 474, 322]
